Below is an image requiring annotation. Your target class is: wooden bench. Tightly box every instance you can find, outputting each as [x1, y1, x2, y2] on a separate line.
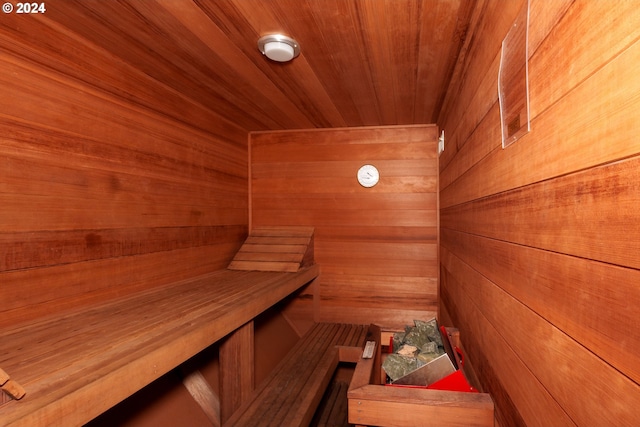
[224, 322, 368, 427]
[0, 227, 319, 427]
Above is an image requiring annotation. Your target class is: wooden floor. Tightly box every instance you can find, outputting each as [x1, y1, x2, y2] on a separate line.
[311, 366, 355, 427]
[311, 380, 351, 427]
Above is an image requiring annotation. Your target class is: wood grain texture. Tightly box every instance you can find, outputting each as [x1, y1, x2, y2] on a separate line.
[310, 380, 350, 427]
[349, 384, 494, 427]
[225, 323, 367, 427]
[228, 226, 315, 272]
[438, 0, 574, 174]
[440, 1, 640, 209]
[220, 321, 254, 424]
[438, 0, 640, 425]
[180, 369, 221, 427]
[250, 126, 438, 327]
[0, 242, 243, 326]
[347, 326, 494, 427]
[439, 251, 575, 427]
[0, 5, 251, 423]
[0, 266, 319, 427]
[0, 0, 473, 131]
[442, 156, 640, 269]
[0, 3, 249, 330]
[5, 1, 640, 426]
[441, 227, 640, 387]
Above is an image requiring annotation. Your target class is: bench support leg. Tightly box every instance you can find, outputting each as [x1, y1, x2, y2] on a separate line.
[220, 321, 254, 424]
[180, 368, 221, 427]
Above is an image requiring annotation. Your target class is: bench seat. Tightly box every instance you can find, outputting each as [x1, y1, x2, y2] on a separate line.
[224, 322, 368, 427]
[0, 265, 319, 427]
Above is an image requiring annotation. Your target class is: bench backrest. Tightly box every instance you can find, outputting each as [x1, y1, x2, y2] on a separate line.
[228, 226, 315, 272]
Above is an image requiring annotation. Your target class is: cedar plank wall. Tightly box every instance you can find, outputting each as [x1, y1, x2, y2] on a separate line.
[250, 126, 438, 330]
[0, 12, 248, 329]
[437, 1, 640, 426]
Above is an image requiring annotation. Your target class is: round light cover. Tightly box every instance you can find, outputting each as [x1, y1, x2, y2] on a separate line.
[357, 164, 379, 188]
[258, 34, 300, 62]
[264, 41, 294, 62]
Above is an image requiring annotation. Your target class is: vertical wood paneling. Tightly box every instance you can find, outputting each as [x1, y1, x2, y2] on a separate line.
[438, 0, 640, 426]
[0, 10, 248, 327]
[251, 126, 438, 328]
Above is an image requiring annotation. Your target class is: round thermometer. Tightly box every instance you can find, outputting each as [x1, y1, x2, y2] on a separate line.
[357, 164, 379, 188]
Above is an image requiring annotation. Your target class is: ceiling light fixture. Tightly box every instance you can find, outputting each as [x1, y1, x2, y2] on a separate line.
[258, 34, 300, 62]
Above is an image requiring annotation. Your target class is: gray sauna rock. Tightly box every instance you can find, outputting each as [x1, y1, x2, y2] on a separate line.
[382, 353, 425, 381]
[403, 327, 429, 349]
[383, 319, 447, 383]
[416, 343, 440, 364]
[391, 331, 406, 353]
[420, 341, 439, 355]
[415, 318, 443, 348]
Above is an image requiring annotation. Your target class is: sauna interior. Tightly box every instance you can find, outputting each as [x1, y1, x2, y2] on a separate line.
[1, 0, 638, 426]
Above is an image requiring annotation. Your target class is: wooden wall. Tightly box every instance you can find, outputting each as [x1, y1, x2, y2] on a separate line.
[437, 1, 640, 426]
[250, 126, 438, 330]
[0, 13, 248, 328]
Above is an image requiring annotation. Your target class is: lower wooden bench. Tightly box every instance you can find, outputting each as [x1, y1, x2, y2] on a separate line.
[224, 323, 368, 427]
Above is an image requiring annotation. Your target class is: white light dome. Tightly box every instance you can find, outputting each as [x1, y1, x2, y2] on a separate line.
[258, 35, 300, 63]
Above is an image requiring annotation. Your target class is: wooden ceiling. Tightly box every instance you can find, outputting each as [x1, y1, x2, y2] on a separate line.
[29, 0, 473, 132]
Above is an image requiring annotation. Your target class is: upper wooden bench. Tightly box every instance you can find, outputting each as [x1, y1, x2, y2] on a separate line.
[0, 226, 318, 427]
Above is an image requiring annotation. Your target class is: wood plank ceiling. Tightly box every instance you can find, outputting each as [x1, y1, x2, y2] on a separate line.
[33, 0, 472, 132]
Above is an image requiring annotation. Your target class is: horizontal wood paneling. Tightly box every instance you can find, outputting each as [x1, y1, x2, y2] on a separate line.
[0, 11, 248, 328]
[1, 243, 241, 330]
[441, 156, 640, 269]
[442, 246, 639, 426]
[441, 228, 640, 385]
[438, 0, 640, 425]
[319, 274, 437, 311]
[252, 193, 436, 212]
[437, 0, 520, 171]
[251, 126, 438, 327]
[440, 249, 577, 427]
[0, 226, 244, 273]
[438, 0, 573, 174]
[441, 1, 640, 209]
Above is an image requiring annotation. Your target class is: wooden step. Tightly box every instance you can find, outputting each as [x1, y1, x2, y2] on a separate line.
[224, 323, 367, 427]
[310, 380, 351, 427]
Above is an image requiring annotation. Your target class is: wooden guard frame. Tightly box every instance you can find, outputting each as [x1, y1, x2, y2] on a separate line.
[348, 325, 495, 427]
